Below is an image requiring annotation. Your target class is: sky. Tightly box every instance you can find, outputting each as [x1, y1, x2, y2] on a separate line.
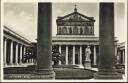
[3, 2, 126, 43]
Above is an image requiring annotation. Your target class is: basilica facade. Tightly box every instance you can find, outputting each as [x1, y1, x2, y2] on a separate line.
[52, 7, 99, 67]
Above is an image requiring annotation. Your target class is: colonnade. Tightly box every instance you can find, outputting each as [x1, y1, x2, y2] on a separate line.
[3, 37, 34, 67]
[117, 49, 125, 65]
[56, 45, 97, 66]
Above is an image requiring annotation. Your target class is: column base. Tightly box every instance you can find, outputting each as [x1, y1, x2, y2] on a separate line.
[35, 69, 55, 79]
[4, 69, 55, 79]
[94, 69, 122, 79]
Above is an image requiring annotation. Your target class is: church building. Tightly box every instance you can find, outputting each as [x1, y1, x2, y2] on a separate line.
[52, 6, 99, 67]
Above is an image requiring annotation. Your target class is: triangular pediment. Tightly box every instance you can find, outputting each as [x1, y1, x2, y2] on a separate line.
[57, 12, 95, 22]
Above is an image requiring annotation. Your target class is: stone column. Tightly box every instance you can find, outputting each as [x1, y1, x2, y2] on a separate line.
[36, 3, 55, 79]
[94, 3, 122, 79]
[93, 45, 97, 65]
[73, 45, 75, 65]
[65, 45, 68, 64]
[22, 46, 25, 63]
[115, 45, 117, 56]
[15, 43, 18, 64]
[10, 40, 13, 64]
[23, 46, 26, 63]
[79, 45, 82, 65]
[59, 45, 61, 65]
[4, 38, 7, 66]
[122, 50, 125, 65]
[20, 45, 23, 64]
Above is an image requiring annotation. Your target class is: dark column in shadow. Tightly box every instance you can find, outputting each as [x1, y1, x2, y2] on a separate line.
[36, 3, 55, 79]
[94, 3, 122, 79]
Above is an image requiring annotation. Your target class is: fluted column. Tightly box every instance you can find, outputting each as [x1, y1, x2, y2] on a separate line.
[4, 38, 7, 66]
[79, 45, 82, 65]
[36, 3, 55, 79]
[65, 45, 68, 64]
[10, 40, 13, 64]
[15, 43, 18, 64]
[94, 3, 122, 79]
[59, 45, 61, 65]
[20, 45, 23, 64]
[73, 45, 75, 65]
[93, 45, 97, 65]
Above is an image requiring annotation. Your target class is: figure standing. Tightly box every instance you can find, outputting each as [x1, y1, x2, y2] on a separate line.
[85, 46, 91, 61]
[84, 46, 91, 69]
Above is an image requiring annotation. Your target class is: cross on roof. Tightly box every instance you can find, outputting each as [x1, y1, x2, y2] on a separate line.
[75, 4, 77, 8]
[74, 4, 77, 12]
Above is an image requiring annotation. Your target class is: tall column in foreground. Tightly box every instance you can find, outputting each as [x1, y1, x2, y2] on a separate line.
[94, 3, 122, 79]
[36, 3, 55, 79]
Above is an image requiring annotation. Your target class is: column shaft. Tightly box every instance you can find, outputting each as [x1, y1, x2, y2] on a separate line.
[122, 50, 125, 65]
[115, 45, 117, 56]
[73, 45, 75, 65]
[93, 45, 97, 65]
[10, 41, 13, 64]
[79, 45, 82, 65]
[23, 46, 26, 63]
[59, 45, 61, 65]
[15, 43, 18, 64]
[36, 3, 55, 79]
[20, 45, 23, 64]
[66, 45, 68, 64]
[4, 39, 7, 66]
[94, 3, 122, 79]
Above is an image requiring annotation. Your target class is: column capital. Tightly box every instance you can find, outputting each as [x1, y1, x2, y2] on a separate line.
[4, 37, 8, 40]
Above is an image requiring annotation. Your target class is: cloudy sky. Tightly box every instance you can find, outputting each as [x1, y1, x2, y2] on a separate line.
[4, 2, 126, 43]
